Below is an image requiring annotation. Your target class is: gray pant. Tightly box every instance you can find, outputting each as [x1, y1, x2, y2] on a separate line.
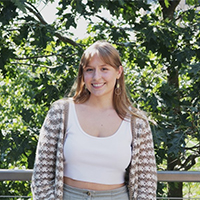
[63, 184, 129, 200]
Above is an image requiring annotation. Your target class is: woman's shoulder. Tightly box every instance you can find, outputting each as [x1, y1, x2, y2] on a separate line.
[131, 107, 157, 130]
[51, 97, 72, 107]
[129, 106, 148, 121]
[130, 106, 157, 127]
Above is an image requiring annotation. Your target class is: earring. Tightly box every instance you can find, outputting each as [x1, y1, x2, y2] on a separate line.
[115, 79, 121, 95]
[84, 83, 90, 95]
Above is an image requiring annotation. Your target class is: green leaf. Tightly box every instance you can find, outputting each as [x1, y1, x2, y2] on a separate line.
[0, 1, 18, 25]
[188, 63, 200, 75]
[11, 0, 26, 13]
[164, 0, 170, 8]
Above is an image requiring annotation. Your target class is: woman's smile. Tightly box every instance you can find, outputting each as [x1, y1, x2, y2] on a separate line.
[92, 83, 105, 88]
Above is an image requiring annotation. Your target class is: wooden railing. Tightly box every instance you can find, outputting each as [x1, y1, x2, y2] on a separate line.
[1, 169, 200, 182]
[0, 170, 200, 199]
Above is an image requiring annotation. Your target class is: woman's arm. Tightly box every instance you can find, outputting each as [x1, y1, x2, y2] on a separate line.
[137, 117, 157, 199]
[31, 101, 65, 200]
[129, 116, 157, 200]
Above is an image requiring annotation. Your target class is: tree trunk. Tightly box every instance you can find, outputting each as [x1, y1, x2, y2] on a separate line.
[166, 51, 182, 200]
[167, 156, 183, 199]
[159, 1, 183, 199]
[159, 0, 181, 19]
[168, 182, 183, 199]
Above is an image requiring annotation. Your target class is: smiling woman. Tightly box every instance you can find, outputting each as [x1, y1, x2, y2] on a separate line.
[73, 41, 128, 120]
[31, 40, 157, 200]
[83, 54, 122, 101]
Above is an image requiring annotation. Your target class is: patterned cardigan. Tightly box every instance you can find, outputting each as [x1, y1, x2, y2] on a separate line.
[31, 98, 157, 200]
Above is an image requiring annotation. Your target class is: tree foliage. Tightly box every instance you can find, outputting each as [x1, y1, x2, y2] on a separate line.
[0, 0, 200, 198]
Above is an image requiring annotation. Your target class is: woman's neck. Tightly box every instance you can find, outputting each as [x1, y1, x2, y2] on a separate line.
[85, 95, 114, 110]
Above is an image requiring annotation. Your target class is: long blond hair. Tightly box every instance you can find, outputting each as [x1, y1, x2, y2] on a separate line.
[72, 40, 143, 120]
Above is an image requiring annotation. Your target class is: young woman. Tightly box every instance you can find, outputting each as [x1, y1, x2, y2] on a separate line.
[31, 41, 157, 200]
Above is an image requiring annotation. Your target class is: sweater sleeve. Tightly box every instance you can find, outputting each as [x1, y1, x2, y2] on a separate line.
[136, 117, 157, 199]
[129, 116, 157, 200]
[31, 101, 65, 200]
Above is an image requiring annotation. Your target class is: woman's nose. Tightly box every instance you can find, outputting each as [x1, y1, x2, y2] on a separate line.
[93, 69, 101, 79]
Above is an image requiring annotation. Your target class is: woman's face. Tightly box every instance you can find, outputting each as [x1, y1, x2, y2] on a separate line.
[83, 54, 122, 100]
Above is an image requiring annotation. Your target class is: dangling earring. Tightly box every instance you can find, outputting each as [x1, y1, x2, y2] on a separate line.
[84, 83, 89, 95]
[115, 79, 121, 95]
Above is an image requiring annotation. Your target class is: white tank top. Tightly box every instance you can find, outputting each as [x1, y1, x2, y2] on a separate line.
[63, 99, 132, 185]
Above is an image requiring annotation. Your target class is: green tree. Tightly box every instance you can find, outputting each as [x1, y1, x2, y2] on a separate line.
[0, 0, 199, 198]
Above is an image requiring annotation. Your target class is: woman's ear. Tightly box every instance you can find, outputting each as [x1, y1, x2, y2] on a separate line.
[117, 65, 123, 79]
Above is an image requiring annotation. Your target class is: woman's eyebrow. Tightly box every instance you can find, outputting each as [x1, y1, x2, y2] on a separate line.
[85, 65, 92, 68]
[86, 64, 108, 67]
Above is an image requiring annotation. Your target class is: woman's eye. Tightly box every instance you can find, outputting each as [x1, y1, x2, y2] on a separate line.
[85, 68, 93, 72]
[102, 68, 108, 71]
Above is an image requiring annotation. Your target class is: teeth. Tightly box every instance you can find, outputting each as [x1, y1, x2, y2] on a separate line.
[93, 83, 104, 87]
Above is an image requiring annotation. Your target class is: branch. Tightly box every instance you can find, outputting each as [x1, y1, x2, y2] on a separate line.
[54, 32, 79, 47]
[14, 53, 78, 61]
[95, 15, 132, 31]
[10, 62, 55, 68]
[24, 2, 79, 47]
[15, 53, 58, 60]
[179, 154, 199, 171]
[24, 2, 47, 25]
[95, 14, 114, 27]
[184, 144, 200, 151]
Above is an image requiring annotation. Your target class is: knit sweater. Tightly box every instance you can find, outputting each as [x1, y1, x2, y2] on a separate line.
[31, 98, 157, 200]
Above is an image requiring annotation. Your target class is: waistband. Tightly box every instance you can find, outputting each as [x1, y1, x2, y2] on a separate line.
[63, 183, 127, 197]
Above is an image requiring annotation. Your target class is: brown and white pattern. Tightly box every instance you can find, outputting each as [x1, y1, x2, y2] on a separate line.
[31, 99, 157, 200]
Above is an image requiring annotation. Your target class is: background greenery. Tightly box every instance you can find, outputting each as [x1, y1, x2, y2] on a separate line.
[0, 0, 200, 199]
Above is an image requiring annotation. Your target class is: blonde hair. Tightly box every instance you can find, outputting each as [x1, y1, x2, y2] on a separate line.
[72, 40, 143, 120]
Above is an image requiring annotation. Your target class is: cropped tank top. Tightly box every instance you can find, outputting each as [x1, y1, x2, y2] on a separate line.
[63, 99, 132, 185]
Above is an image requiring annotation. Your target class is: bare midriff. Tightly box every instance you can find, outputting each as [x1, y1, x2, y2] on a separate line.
[63, 177, 125, 191]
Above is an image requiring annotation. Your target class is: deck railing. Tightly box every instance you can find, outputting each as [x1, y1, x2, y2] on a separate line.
[0, 170, 200, 199]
